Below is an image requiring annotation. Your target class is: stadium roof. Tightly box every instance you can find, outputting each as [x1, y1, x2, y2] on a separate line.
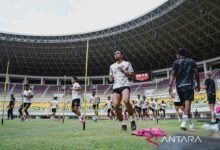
[0, 0, 219, 76]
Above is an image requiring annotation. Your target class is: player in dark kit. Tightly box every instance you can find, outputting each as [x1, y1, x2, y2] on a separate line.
[169, 48, 200, 130]
[202, 72, 216, 123]
[7, 94, 15, 120]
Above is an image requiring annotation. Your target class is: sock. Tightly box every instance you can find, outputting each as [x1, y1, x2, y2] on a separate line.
[188, 118, 193, 125]
[129, 115, 135, 122]
[211, 112, 215, 122]
[182, 115, 188, 125]
[78, 116, 82, 120]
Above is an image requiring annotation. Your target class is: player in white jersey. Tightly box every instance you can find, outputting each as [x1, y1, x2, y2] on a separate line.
[142, 96, 149, 120]
[19, 84, 34, 121]
[105, 96, 113, 120]
[49, 97, 58, 121]
[154, 99, 160, 120]
[109, 50, 136, 131]
[134, 94, 143, 120]
[159, 100, 167, 119]
[172, 88, 184, 122]
[149, 98, 156, 120]
[89, 91, 100, 122]
[70, 77, 83, 123]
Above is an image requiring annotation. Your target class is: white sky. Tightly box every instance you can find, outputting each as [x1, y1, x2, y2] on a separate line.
[0, 0, 167, 35]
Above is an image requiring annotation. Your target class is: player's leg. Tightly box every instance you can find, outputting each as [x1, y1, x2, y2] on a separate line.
[111, 108, 115, 120]
[7, 109, 10, 120]
[175, 105, 181, 121]
[151, 108, 155, 120]
[142, 109, 146, 120]
[11, 109, 14, 120]
[121, 88, 136, 130]
[107, 109, 110, 120]
[95, 104, 99, 119]
[23, 104, 31, 120]
[92, 105, 97, 121]
[112, 93, 123, 121]
[112, 92, 126, 130]
[139, 108, 142, 120]
[18, 104, 23, 117]
[181, 89, 194, 130]
[162, 109, 166, 119]
[209, 102, 215, 123]
[209, 94, 216, 123]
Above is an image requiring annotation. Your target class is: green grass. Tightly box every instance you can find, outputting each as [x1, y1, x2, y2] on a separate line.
[0, 119, 213, 150]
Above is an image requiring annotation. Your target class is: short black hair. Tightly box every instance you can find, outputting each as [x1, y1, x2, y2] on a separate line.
[176, 48, 186, 56]
[115, 50, 124, 55]
[72, 77, 78, 81]
[54, 97, 57, 100]
[24, 84, 29, 87]
[206, 72, 212, 77]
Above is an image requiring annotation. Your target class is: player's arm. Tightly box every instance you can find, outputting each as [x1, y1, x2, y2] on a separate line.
[28, 91, 34, 98]
[72, 85, 81, 91]
[109, 66, 114, 82]
[193, 62, 200, 91]
[201, 80, 207, 89]
[169, 62, 177, 95]
[118, 62, 134, 78]
[120, 68, 134, 78]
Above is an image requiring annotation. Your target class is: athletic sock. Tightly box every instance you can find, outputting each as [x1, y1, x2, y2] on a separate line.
[188, 118, 193, 125]
[181, 115, 188, 127]
[129, 115, 135, 122]
[211, 112, 215, 122]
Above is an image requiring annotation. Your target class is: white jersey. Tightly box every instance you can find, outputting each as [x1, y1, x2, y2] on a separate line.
[106, 100, 112, 109]
[23, 89, 34, 103]
[150, 101, 156, 109]
[160, 103, 166, 110]
[109, 61, 134, 89]
[135, 98, 143, 108]
[142, 100, 148, 109]
[155, 102, 160, 110]
[72, 82, 81, 100]
[173, 89, 180, 102]
[90, 95, 100, 105]
[51, 100, 58, 109]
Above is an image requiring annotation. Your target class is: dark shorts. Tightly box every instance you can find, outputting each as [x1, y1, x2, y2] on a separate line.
[124, 109, 127, 115]
[72, 99, 80, 107]
[160, 108, 165, 112]
[177, 89, 194, 102]
[113, 86, 130, 95]
[107, 109, 111, 113]
[20, 103, 31, 109]
[142, 108, 147, 112]
[174, 102, 182, 106]
[135, 106, 142, 113]
[52, 108, 56, 113]
[208, 94, 216, 104]
[150, 107, 155, 112]
[93, 104, 99, 109]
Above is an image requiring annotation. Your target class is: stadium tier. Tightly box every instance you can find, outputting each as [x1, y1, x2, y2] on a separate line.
[0, 70, 220, 100]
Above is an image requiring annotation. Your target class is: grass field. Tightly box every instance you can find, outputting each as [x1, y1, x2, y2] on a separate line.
[0, 118, 214, 150]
